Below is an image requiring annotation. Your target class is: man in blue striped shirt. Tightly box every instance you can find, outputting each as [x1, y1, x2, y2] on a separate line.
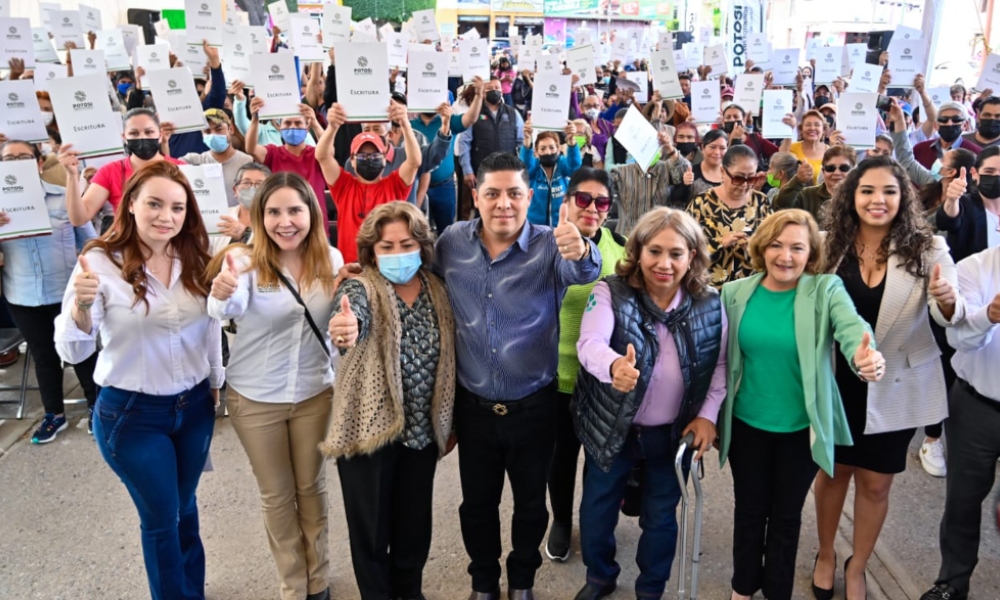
[435, 152, 602, 600]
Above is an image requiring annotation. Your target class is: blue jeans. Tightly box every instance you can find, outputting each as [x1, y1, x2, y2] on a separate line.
[426, 178, 457, 232]
[579, 425, 686, 599]
[93, 379, 216, 600]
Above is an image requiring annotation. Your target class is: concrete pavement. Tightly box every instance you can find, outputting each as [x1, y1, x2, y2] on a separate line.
[1, 363, 998, 600]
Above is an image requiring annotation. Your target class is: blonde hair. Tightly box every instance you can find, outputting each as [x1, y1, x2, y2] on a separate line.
[355, 201, 435, 269]
[615, 207, 711, 298]
[206, 172, 333, 294]
[748, 209, 826, 274]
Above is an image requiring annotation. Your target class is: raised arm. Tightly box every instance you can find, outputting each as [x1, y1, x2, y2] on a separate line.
[461, 76, 485, 129]
[913, 74, 936, 138]
[317, 103, 346, 186]
[394, 103, 422, 187]
[201, 41, 226, 110]
[245, 96, 268, 163]
[59, 145, 110, 226]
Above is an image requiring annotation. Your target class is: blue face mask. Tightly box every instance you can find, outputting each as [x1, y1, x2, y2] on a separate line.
[280, 128, 308, 146]
[930, 158, 945, 182]
[117, 82, 133, 96]
[202, 133, 230, 153]
[378, 250, 422, 285]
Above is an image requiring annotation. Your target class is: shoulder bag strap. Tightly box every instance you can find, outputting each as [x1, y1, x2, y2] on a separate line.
[274, 271, 331, 358]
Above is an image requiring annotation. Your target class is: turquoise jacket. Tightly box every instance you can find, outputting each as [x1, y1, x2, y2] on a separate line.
[521, 143, 582, 227]
[718, 273, 875, 476]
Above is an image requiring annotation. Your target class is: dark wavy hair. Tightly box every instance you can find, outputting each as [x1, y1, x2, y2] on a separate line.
[822, 155, 933, 278]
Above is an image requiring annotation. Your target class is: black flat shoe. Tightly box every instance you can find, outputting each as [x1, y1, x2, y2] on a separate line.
[572, 581, 617, 600]
[811, 552, 835, 600]
[845, 555, 868, 600]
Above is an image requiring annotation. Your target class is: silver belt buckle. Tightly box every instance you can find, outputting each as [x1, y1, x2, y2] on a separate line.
[492, 403, 509, 416]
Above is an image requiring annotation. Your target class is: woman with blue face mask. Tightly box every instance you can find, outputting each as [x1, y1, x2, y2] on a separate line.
[325, 201, 457, 600]
[207, 171, 344, 600]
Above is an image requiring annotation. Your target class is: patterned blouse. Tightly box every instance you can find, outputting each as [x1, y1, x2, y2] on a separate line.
[686, 188, 773, 288]
[335, 275, 441, 451]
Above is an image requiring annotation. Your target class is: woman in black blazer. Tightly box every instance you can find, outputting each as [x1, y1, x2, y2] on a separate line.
[936, 145, 1000, 263]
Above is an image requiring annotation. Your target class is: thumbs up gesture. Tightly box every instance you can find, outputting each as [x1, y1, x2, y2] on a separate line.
[944, 167, 967, 206]
[682, 164, 694, 186]
[852, 332, 886, 382]
[554, 203, 587, 261]
[73, 255, 100, 310]
[928, 263, 957, 310]
[611, 343, 640, 393]
[210, 253, 240, 301]
[329, 295, 359, 349]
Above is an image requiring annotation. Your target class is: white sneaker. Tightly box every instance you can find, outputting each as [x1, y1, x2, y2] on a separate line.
[920, 438, 947, 477]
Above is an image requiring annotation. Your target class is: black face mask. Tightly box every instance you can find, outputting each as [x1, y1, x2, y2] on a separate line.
[978, 174, 1000, 199]
[722, 122, 737, 133]
[356, 159, 384, 181]
[126, 138, 160, 160]
[676, 142, 698, 156]
[938, 124, 963, 143]
[814, 95, 831, 108]
[485, 90, 503, 105]
[978, 118, 1000, 139]
[539, 153, 559, 167]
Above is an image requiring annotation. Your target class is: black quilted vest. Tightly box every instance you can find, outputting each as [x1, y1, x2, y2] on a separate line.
[469, 103, 520, 175]
[571, 275, 723, 472]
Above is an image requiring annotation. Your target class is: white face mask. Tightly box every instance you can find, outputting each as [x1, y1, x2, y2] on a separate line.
[40, 143, 53, 155]
[41, 111, 54, 125]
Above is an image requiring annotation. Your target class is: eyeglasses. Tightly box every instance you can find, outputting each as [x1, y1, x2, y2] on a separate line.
[355, 152, 384, 162]
[724, 169, 762, 187]
[1, 154, 34, 162]
[937, 115, 965, 124]
[823, 164, 853, 173]
[573, 191, 612, 212]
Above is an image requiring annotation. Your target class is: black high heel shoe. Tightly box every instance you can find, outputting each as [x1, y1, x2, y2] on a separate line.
[845, 555, 869, 600]
[811, 553, 835, 600]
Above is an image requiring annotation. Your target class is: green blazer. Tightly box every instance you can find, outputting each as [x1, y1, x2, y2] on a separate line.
[718, 272, 875, 476]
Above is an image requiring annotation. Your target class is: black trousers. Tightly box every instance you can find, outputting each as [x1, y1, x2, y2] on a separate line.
[548, 391, 582, 526]
[935, 380, 1000, 596]
[729, 417, 818, 600]
[455, 383, 557, 592]
[7, 302, 98, 414]
[337, 441, 439, 600]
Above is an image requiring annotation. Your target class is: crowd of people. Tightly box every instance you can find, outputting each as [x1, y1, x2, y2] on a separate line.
[2, 23, 1000, 600]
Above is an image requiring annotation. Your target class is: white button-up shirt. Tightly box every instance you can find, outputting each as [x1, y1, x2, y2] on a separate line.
[207, 246, 344, 403]
[55, 249, 225, 396]
[948, 245, 1000, 402]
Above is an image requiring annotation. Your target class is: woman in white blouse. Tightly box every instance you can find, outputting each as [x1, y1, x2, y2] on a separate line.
[207, 171, 343, 600]
[54, 161, 222, 600]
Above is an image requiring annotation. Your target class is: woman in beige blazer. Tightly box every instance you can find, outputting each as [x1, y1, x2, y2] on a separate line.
[811, 156, 965, 600]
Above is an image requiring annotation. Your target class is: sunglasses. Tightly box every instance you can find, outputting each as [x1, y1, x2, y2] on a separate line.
[724, 169, 762, 187]
[937, 115, 965, 124]
[823, 164, 852, 173]
[573, 191, 612, 212]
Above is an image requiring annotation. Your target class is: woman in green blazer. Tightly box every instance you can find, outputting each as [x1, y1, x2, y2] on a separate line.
[718, 209, 886, 600]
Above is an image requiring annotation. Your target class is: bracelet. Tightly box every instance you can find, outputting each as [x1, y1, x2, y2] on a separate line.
[75, 299, 93, 311]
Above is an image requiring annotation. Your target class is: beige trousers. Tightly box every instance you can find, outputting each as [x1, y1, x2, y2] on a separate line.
[228, 387, 333, 600]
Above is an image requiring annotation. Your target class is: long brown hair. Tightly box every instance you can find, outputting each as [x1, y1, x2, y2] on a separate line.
[206, 172, 334, 294]
[822, 155, 933, 278]
[84, 161, 211, 309]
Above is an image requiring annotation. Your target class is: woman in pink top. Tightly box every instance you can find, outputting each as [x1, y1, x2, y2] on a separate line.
[570, 207, 728, 600]
[494, 56, 516, 105]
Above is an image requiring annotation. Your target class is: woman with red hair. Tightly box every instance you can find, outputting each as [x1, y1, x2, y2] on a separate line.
[55, 161, 222, 600]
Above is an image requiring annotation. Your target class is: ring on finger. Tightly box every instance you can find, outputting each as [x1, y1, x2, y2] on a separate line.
[336, 335, 345, 344]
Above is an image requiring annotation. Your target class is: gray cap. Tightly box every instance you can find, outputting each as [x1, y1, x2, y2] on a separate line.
[937, 101, 967, 117]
